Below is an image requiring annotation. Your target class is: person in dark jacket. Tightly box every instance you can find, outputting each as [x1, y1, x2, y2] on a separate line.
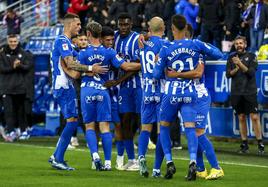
[2, 8, 24, 35]
[0, 34, 33, 142]
[224, 0, 244, 41]
[198, 0, 224, 49]
[245, 0, 268, 52]
[23, 51, 34, 139]
[226, 36, 265, 154]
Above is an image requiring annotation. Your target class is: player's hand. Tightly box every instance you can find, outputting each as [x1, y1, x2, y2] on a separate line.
[166, 68, 179, 78]
[138, 34, 145, 49]
[92, 63, 109, 74]
[232, 56, 241, 65]
[103, 80, 118, 88]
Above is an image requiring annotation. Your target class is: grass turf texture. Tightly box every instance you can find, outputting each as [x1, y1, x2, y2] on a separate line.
[0, 137, 268, 187]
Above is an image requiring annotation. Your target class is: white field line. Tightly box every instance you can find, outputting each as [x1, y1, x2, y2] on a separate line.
[1, 142, 268, 169]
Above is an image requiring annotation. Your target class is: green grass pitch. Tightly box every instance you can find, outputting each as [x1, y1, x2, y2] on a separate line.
[0, 137, 268, 187]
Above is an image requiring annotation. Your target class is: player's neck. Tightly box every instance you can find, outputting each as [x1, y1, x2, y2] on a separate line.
[151, 32, 163, 37]
[63, 30, 71, 39]
[173, 32, 185, 41]
[90, 37, 101, 47]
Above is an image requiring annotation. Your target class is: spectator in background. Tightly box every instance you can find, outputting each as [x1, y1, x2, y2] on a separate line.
[86, 1, 109, 26]
[245, 0, 268, 52]
[144, 0, 163, 24]
[0, 35, 33, 142]
[127, 0, 144, 32]
[67, 0, 92, 26]
[224, 0, 244, 41]
[183, 0, 199, 37]
[198, 0, 224, 49]
[175, 0, 189, 14]
[163, 0, 176, 40]
[226, 36, 265, 155]
[108, 0, 127, 28]
[2, 8, 24, 35]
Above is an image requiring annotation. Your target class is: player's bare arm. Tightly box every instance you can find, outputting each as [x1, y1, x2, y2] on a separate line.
[103, 71, 138, 88]
[60, 59, 80, 79]
[64, 56, 109, 74]
[166, 62, 204, 79]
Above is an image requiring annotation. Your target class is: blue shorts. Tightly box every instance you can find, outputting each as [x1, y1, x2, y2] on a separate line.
[195, 95, 211, 129]
[141, 93, 162, 124]
[54, 88, 78, 119]
[119, 87, 142, 114]
[159, 92, 197, 123]
[111, 100, 120, 123]
[81, 87, 111, 123]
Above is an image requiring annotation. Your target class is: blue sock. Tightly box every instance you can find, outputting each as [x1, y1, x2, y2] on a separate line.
[101, 132, 112, 161]
[124, 139, 135, 160]
[138, 130, 150, 158]
[116, 140, 124, 156]
[198, 134, 219, 169]
[54, 121, 78, 162]
[196, 144, 205, 171]
[160, 125, 172, 162]
[85, 129, 98, 156]
[154, 134, 164, 169]
[185, 127, 198, 162]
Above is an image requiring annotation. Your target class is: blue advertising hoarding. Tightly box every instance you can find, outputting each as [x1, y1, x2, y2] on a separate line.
[205, 61, 268, 104]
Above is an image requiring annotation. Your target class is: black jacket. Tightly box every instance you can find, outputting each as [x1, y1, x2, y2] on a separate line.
[226, 52, 257, 95]
[246, 2, 268, 30]
[198, 0, 224, 26]
[0, 45, 33, 95]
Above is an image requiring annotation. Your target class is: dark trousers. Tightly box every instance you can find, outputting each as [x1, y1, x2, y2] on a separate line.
[200, 24, 222, 50]
[24, 98, 33, 128]
[2, 94, 27, 133]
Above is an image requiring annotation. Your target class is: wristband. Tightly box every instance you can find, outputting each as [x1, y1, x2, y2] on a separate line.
[88, 65, 93, 72]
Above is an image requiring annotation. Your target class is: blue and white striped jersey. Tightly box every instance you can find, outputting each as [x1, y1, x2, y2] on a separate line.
[51, 35, 78, 90]
[140, 36, 167, 94]
[79, 45, 124, 88]
[114, 30, 141, 88]
[153, 38, 223, 95]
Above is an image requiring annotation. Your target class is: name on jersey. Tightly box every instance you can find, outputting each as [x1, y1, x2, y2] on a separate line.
[168, 48, 196, 60]
[88, 54, 105, 62]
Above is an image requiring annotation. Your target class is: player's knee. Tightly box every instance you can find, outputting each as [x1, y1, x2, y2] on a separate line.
[160, 121, 170, 127]
[67, 117, 77, 122]
[196, 128, 205, 136]
[141, 124, 152, 132]
[238, 114, 246, 122]
[99, 122, 110, 133]
[184, 122, 195, 128]
[85, 123, 95, 130]
[250, 113, 259, 122]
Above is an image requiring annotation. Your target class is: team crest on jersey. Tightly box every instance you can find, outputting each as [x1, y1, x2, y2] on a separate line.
[62, 43, 69, 51]
[261, 70, 268, 97]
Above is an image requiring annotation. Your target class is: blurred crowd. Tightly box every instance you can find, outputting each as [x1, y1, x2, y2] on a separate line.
[57, 0, 268, 58]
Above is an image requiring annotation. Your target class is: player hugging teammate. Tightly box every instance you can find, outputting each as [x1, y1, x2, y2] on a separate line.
[48, 12, 224, 181]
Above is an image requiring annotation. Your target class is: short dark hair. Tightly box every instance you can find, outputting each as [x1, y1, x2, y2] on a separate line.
[78, 30, 87, 37]
[186, 23, 194, 38]
[7, 34, 18, 39]
[86, 21, 102, 38]
[63, 13, 79, 20]
[117, 12, 132, 21]
[234, 35, 247, 43]
[171, 14, 187, 31]
[101, 26, 114, 38]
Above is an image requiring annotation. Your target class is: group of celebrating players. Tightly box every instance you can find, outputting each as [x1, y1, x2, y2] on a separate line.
[48, 12, 224, 181]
